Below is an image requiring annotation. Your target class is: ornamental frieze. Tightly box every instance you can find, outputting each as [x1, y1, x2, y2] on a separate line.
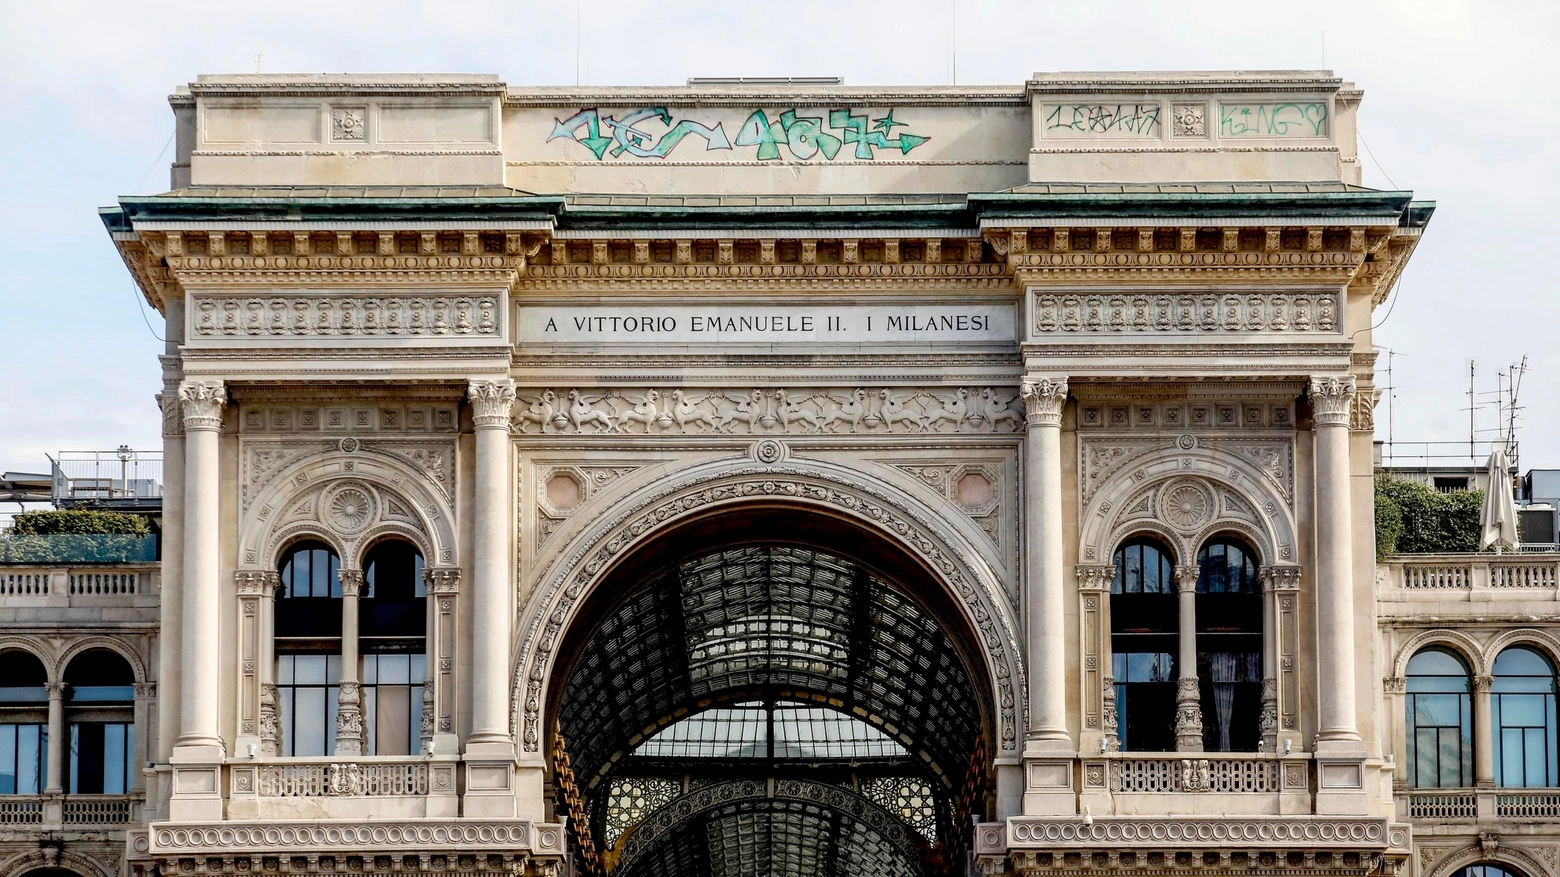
[190, 294, 501, 340]
[511, 386, 1027, 435]
[1034, 291, 1338, 335]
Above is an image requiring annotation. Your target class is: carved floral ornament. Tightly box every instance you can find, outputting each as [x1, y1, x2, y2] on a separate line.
[1077, 440, 1299, 569]
[514, 459, 1026, 754]
[179, 379, 227, 430]
[1021, 378, 1068, 426]
[238, 450, 457, 570]
[1308, 375, 1357, 427]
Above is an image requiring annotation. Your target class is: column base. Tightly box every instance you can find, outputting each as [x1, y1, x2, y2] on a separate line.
[464, 738, 519, 818]
[1021, 748, 1076, 816]
[1313, 739, 1369, 815]
[167, 742, 226, 821]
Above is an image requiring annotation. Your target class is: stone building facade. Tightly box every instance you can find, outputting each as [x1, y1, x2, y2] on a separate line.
[15, 68, 1538, 877]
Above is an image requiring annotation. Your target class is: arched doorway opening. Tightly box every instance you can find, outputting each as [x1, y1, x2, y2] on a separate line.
[546, 505, 995, 877]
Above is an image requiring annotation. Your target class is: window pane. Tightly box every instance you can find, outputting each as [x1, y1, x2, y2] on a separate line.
[0, 726, 15, 794]
[294, 687, 326, 756]
[377, 686, 410, 756]
[17, 726, 41, 795]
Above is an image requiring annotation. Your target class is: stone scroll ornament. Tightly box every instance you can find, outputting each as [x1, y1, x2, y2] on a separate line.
[509, 387, 1027, 435]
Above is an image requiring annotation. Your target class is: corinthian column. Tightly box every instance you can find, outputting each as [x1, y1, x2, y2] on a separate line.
[1174, 564, 1203, 751]
[467, 379, 516, 750]
[336, 570, 365, 755]
[177, 380, 226, 752]
[1021, 377, 1070, 752]
[1311, 376, 1361, 749]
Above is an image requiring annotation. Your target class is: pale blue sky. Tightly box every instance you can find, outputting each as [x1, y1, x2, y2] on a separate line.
[1, 0, 1555, 473]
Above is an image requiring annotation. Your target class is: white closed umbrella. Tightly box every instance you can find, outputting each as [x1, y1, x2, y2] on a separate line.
[1480, 446, 1520, 553]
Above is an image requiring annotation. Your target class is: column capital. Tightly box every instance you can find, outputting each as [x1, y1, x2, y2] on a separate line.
[1260, 565, 1302, 592]
[157, 391, 183, 437]
[468, 378, 517, 430]
[337, 569, 364, 598]
[1174, 564, 1201, 593]
[424, 567, 462, 593]
[1308, 375, 1357, 427]
[1075, 564, 1115, 591]
[178, 380, 227, 431]
[235, 570, 281, 597]
[1474, 674, 1494, 693]
[1020, 377, 1068, 427]
[45, 681, 66, 698]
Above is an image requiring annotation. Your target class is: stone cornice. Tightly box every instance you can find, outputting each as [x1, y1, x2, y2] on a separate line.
[142, 819, 565, 857]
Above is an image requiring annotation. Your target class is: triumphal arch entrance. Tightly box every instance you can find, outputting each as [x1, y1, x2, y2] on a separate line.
[103, 71, 1431, 877]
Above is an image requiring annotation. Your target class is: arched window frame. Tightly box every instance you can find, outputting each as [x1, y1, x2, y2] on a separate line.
[1406, 647, 1475, 788]
[273, 540, 344, 757]
[0, 649, 49, 795]
[1492, 646, 1558, 788]
[61, 648, 135, 795]
[357, 538, 428, 756]
[1109, 536, 1178, 752]
[1193, 536, 1263, 753]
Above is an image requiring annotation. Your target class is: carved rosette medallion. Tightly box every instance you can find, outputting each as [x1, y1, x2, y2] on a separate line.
[1021, 378, 1068, 427]
[1159, 479, 1213, 532]
[323, 483, 377, 537]
[1309, 375, 1357, 428]
[179, 380, 227, 430]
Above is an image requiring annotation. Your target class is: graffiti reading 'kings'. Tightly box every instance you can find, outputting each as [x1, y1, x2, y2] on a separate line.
[1219, 103, 1329, 138]
[548, 107, 929, 161]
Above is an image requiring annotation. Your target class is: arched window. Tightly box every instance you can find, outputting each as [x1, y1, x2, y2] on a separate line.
[1453, 865, 1525, 877]
[275, 541, 342, 756]
[63, 649, 134, 794]
[0, 650, 48, 795]
[1196, 537, 1262, 752]
[1406, 648, 1474, 788]
[1110, 537, 1177, 751]
[1493, 646, 1558, 787]
[359, 540, 426, 755]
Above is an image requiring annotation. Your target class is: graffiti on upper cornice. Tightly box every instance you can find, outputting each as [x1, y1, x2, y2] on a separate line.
[1219, 103, 1329, 138]
[548, 107, 930, 161]
[1045, 103, 1161, 136]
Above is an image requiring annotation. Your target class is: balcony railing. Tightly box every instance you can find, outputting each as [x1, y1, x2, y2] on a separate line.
[0, 797, 43, 824]
[1406, 791, 1477, 819]
[0, 563, 156, 600]
[63, 794, 137, 824]
[0, 794, 139, 825]
[1380, 554, 1560, 593]
[1105, 754, 1286, 793]
[257, 761, 431, 797]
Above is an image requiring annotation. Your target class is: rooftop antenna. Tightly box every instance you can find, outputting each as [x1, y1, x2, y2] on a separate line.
[575, 0, 582, 86]
[1465, 359, 1478, 461]
[1376, 346, 1400, 465]
[950, 0, 957, 85]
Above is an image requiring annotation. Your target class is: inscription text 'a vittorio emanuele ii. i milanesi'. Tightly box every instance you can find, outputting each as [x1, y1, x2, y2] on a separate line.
[517, 305, 1013, 344]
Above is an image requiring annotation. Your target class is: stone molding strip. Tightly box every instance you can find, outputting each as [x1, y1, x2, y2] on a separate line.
[144, 820, 565, 856]
[993, 816, 1408, 851]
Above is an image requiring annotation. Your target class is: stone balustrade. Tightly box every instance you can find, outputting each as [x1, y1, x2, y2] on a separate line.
[1378, 553, 1560, 595]
[0, 794, 140, 826]
[0, 563, 158, 603]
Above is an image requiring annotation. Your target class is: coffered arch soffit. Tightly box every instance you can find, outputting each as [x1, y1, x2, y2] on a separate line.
[514, 451, 1027, 757]
[1079, 443, 1298, 568]
[239, 450, 455, 572]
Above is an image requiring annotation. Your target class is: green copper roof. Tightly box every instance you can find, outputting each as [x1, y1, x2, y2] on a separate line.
[101, 184, 1433, 234]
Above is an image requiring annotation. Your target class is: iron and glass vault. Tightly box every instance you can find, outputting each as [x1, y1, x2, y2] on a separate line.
[551, 544, 990, 877]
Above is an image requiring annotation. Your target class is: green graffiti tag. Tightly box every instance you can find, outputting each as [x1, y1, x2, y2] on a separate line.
[1219, 103, 1329, 138]
[548, 107, 929, 161]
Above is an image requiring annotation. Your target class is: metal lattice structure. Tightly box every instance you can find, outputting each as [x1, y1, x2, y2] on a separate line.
[555, 545, 985, 875]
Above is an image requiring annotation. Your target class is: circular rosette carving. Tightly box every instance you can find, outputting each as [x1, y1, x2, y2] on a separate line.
[323, 482, 378, 536]
[1158, 479, 1213, 532]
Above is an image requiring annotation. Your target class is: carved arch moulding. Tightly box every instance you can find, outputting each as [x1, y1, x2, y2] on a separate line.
[238, 448, 457, 572]
[1078, 435, 1298, 567]
[512, 455, 1027, 756]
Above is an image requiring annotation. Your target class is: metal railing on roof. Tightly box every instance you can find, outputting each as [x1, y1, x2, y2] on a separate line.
[1375, 439, 1519, 473]
[49, 449, 162, 507]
